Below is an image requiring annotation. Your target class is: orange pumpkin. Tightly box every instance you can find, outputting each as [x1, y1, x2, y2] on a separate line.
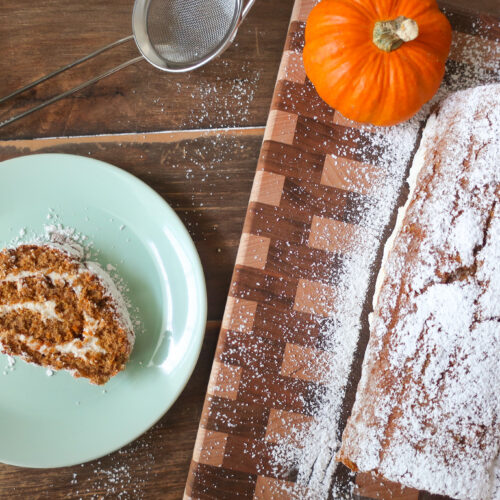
[303, 0, 452, 126]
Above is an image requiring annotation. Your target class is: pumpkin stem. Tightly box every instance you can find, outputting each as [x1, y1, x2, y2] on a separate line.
[373, 16, 419, 52]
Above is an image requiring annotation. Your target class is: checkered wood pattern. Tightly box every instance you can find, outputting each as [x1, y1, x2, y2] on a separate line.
[185, 2, 500, 499]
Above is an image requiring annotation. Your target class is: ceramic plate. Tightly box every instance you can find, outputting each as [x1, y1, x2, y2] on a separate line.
[0, 153, 207, 468]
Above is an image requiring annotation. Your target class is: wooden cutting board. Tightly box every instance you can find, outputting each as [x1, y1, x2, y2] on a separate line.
[184, 2, 500, 499]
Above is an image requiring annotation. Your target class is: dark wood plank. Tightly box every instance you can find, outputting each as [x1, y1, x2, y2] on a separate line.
[0, 0, 295, 139]
[204, 396, 271, 440]
[190, 463, 257, 500]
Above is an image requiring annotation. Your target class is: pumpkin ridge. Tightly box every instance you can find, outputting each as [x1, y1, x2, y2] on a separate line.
[337, 51, 388, 122]
[370, 54, 400, 123]
[313, 49, 374, 113]
[390, 50, 438, 116]
[309, 27, 372, 45]
[306, 16, 371, 44]
[371, 0, 400, 20]
[398, 49, 446, 96]
[393, 0, 443, 19]
[407, 21, 453, 59]
[361, 53, 414, 125]
[336, 0, 380, 22]
[402, 43, 449, 70]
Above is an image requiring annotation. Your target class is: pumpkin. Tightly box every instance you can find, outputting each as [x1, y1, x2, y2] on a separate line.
[303, 0, 452, 126]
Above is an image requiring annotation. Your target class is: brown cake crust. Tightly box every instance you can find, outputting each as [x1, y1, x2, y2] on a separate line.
[0, 243, 134, 385]
[337, 85, 500, 500]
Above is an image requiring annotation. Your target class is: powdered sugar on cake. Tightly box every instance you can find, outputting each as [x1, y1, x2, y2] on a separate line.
[338, 85, 500, 500]
[44, 224, 86, 260]
[85, 261, 134, 346]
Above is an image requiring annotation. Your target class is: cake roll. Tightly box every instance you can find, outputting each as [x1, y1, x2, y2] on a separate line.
[337, 84, 500, 500]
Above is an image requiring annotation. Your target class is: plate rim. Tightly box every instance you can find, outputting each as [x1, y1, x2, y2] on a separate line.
[0, 152, 208, 468]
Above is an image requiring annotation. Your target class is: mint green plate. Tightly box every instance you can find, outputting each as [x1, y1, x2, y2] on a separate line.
[0, 153, 207, 468]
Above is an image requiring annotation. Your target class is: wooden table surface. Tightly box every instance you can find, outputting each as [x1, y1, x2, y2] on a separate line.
[0, 1, 498, 499]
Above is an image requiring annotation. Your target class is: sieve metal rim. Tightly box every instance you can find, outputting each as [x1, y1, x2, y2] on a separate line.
[132, 0, 243, 73]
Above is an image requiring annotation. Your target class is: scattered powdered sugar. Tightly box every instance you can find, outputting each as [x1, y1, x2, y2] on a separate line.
[7, 220, 87, 258]
[2, 355, 15, 376]
[271, 117, 423, 500]
[68, 432, 156, 499]
[181, 60, 261, 128]
[269, 24, 500, 500]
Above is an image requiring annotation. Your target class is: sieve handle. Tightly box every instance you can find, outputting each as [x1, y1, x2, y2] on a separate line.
[228, 0, 256, 45]
[0, 36, 134, 105]
[0, 56, 143, 130]
[240, 0, 256, 24]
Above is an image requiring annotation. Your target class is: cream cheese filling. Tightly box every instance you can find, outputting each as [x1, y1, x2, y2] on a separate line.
[0, 275, 107, 358]
[0, 301, 61, 322]
[0, 249, 132, 360]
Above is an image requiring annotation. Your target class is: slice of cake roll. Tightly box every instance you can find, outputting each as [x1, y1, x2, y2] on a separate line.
[0, 240, 134, 385]
[338, 84, 500, 500]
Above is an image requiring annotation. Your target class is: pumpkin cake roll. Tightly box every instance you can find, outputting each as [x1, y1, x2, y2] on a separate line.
[0, 236, 134, 385]
[337, 84, 500, 500]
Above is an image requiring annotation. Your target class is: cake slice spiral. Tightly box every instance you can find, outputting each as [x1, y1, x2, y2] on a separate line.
[0, 241, 134, 385]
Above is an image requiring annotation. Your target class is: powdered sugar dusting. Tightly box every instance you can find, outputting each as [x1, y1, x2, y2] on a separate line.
[182, 60, 261, 127]
[68, 432, 156, 499]
[339, 84, 500, 500]
[271, 118, 423, 500]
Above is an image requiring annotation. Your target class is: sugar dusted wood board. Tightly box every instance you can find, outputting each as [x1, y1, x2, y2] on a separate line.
[185, 1, 500, 499]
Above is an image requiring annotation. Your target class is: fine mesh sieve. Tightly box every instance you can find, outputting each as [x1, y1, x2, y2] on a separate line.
[0, 0, 255, 128]
[137, 0, 240, 70]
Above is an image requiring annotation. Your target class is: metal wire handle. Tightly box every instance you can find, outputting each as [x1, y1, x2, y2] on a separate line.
[0, 0, 256, 130]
